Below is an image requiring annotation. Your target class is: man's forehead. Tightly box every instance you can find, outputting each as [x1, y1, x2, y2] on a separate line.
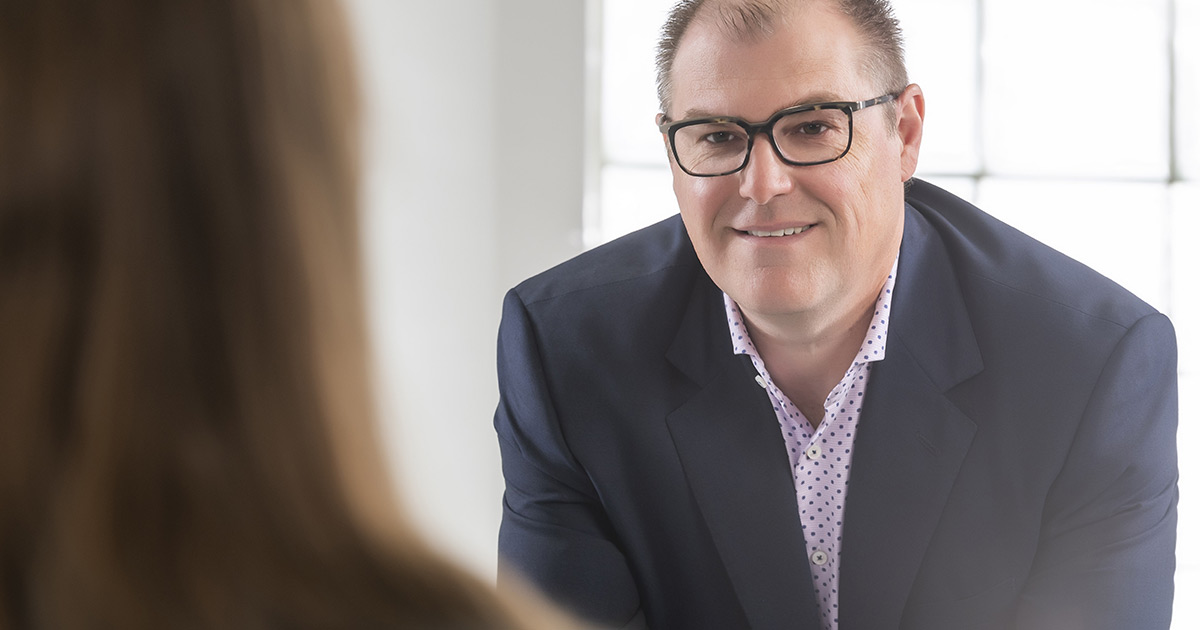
[669, 5, 868, 119]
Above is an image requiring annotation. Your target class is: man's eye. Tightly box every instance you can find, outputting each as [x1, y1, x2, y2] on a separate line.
[796, 123, 829, 136]
[703, 131, 738, 144]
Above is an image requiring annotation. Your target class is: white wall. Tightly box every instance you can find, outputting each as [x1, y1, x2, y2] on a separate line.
[344, 0, 586, 578]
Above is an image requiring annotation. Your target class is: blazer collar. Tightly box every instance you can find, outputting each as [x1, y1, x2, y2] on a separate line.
[665, 272, 823, 629]
[662, 202, 984, 629]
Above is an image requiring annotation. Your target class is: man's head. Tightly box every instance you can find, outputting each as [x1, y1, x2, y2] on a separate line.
[656, 0, 924, 334]
[656, 0, 908, 116]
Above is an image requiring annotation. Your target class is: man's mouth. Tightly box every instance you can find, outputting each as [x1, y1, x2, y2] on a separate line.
[743, 225, 814, 237]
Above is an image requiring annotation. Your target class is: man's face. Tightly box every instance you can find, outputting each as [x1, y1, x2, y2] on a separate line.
[665, 2, 922, 329]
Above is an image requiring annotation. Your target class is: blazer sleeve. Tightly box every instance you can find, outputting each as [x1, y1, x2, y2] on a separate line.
[494, 289, 646, 629]
[1009, 312, 1179, 629]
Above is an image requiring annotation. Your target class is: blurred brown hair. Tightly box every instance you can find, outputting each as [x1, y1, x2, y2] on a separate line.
[0, 1, 560, 627]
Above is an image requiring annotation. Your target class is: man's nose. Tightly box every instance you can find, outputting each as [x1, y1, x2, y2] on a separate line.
[738, 135, 794, 205]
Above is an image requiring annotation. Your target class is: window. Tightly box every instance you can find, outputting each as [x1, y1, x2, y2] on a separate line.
[591, 1, 1198, 625]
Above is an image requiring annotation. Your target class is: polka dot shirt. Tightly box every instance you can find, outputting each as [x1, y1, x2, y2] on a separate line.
[723, 259, 897, 630]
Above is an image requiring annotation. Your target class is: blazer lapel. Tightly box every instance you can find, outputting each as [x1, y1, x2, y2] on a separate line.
[838, 205, 984, 629]
[664, 274, 822, 630]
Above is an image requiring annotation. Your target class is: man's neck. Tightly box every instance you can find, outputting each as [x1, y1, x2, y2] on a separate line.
[742, 287, 882, 429]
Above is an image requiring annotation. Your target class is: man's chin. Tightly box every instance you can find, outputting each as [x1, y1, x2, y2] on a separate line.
[727, 289, 822, 325]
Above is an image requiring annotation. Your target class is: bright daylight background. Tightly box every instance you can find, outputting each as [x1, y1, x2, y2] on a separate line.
[345, 0, 1196, 625]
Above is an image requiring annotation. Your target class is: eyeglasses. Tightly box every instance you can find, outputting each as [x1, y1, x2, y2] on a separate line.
[657, 93, 898, 177]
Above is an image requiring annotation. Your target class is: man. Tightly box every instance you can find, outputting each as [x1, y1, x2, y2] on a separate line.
[494, 0, 1178, 628]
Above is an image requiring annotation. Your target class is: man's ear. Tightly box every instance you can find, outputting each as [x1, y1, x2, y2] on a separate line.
[656, 113, 674, 163]
[896, 83, 925, 181]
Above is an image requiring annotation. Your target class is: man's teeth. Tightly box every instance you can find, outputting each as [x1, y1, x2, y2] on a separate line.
[746, 225, 812, 237]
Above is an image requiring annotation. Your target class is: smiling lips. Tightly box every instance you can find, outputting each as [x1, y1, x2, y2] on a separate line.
[742, 225, 815, 237]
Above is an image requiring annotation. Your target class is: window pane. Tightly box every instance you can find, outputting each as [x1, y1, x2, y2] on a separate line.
[1178, 0, 1200, 181]
[975, 178, 1169, 310]
[594, 165, 676, 246]
[1172, 183, 1199, 368]
[983, 0, 1170, 179]
[892, 0, 980, 175]
[601, 0, 675, 166]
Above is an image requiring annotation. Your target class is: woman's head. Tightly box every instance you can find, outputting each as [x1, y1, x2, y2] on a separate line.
[0, 1, 489, 626]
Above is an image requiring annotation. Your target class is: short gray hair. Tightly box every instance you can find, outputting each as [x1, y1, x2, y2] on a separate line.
[655, 0, 908, 115]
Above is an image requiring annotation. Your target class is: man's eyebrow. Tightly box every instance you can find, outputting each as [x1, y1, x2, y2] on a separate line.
[677, 92, 846, 121]
[677, 108, 729, 120]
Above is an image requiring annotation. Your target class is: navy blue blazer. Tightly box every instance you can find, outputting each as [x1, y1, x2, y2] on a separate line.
[495, 179, 1178, 629]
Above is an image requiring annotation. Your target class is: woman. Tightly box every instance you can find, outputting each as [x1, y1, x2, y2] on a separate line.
[0, 1, 569, 627]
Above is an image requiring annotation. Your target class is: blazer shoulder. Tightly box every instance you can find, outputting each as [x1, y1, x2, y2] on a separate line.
[511, 214, 699, 306]
[904, 178, 1158, 329]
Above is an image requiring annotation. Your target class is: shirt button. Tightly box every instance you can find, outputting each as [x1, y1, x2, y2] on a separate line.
[806, 444, 822, 460]
[810, 550, 829, 566]
[754, 375, 767, 388]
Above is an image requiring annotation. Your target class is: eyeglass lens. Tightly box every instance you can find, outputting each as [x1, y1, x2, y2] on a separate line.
[673, 107, 850, 175]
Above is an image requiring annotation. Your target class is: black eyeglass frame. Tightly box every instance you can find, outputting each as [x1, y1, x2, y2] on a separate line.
[656, 93, 899, 177]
